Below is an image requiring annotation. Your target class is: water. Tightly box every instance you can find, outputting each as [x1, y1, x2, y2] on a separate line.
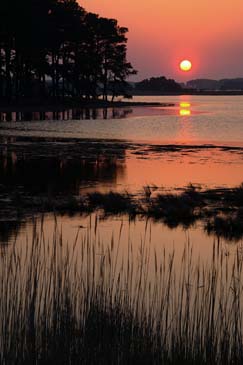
[1, 97, 243, 358]
[1, 96, 243, 145]
[5, 213, 238, 264]
[1, 95, 243, 259]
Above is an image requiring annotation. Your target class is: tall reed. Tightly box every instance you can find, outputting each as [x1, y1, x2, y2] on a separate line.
[0, 219, 243, 364]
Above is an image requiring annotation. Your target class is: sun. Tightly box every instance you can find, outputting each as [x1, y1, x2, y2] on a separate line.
[180, 60, 192, 72]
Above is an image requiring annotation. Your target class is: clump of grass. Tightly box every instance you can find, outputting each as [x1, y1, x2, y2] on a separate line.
[225, 183, 243, 207]
[3, 183, 243, 242]
[206, 210, 243, 241]
[1, 221, 243, 363]
[0, 220, 23, 244]
[149, 193, 197, 227]
[51, 195, 80, 214]
[146, 185, 203, 228]
[87, 191, 137, 216]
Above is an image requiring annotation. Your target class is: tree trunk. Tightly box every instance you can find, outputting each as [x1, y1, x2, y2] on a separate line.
[5, 46, 12, 101]
[0, 47, 3, 99]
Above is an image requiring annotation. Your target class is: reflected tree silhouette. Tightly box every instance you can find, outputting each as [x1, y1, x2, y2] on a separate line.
[0, 108, 133, 121]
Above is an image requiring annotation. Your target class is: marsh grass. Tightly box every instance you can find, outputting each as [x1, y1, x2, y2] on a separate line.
[206, 211, 243, 241]
[1, 220, 243, 364]
[146, 188, 202, 228]
[3, 184, 243, 242]
[87, 191, 137, 216]
[85, 185, 243, 239]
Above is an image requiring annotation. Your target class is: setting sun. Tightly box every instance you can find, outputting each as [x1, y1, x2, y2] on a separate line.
[180, 60, 192, 72]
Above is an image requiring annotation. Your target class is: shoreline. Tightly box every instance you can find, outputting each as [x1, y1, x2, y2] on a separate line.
[1, 135, 243, 150]
[2, 134, 243, 150]
[1, 135, 243, 155]
[0, 100, 173, 113]
[1, 91, 243, 113]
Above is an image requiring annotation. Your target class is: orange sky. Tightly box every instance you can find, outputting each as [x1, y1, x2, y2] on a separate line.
[80, 0, 243, 82]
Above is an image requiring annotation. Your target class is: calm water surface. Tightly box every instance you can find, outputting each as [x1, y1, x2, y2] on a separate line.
[1, 95, 243, 261]
[1, 96, 243, 145]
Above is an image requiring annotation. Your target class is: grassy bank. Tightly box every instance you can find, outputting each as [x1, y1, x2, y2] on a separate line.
[2, 184, 243, 241]
[0, 222, 243, 364]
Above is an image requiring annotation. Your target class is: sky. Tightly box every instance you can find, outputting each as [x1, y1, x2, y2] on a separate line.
[80, 0, 243, 82]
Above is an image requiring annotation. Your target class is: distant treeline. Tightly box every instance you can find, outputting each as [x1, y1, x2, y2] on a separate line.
[186, 78, 243, 91]
[134, 76, 182, 93]
[133, 76, 243, 95]
[0, 0, 136, 102]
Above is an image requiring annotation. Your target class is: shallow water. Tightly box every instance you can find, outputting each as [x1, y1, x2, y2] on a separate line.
[1, 96, 243, 145]
[1, 137, 243, 193]
[3, 213, 240, 265]
[1, 96, 243, 258]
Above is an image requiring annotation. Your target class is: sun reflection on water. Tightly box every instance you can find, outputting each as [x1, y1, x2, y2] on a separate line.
[180, 109, 191, 116]
[176, 99, 195, 142]
[180, 102, 191, 108]
[179, 101, 191, 116]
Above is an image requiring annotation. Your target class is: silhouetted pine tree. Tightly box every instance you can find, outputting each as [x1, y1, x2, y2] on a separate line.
[0, 0, 136, 102]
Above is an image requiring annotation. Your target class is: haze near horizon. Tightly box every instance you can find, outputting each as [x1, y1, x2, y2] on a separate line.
[81, 0, 243, 81]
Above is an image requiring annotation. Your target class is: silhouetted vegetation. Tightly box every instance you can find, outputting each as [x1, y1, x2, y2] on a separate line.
[186, 78, 243, 91]
[2, 138, 243, 241]
[3, 181, 243, 241]
[87, 191, 137, 215]
[146, 187, 202, 228]
[206, 213, 243, 241]
[0, 220, 23, 245]
[134, 76, 182, 93]
[1, 223, 243, 364]
[0, 0, 136, 103]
